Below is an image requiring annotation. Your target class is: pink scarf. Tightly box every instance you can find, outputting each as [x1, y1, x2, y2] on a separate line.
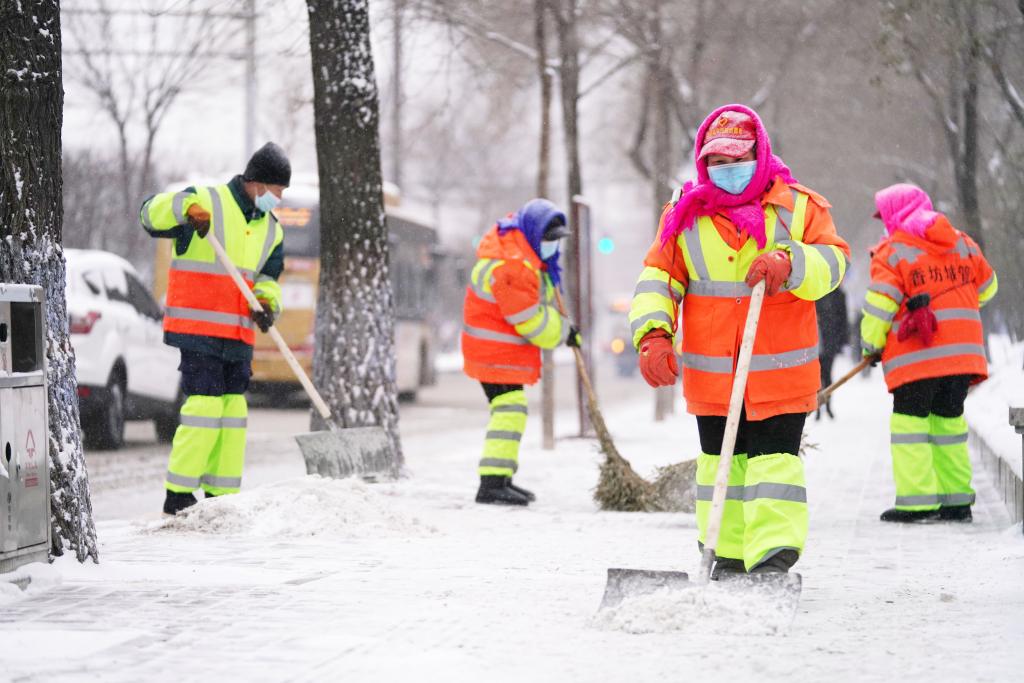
[660, 104, 797, 248]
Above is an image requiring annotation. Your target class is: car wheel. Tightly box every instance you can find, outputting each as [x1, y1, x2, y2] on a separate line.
[87, 376, 125, 451]
[154, 387, 183, 443]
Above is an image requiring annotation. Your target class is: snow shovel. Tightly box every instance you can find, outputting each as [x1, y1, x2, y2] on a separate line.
[205, 231, 397, 481]
[600, 281, 802, 616]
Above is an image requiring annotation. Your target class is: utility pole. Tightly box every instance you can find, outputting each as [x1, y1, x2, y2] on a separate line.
[244, 0, 258, 160]
[391, 0, 404, 188]
[535, 0, 555, 450]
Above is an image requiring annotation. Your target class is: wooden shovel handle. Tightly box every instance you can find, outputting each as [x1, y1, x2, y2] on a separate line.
[205, 231, 332, 420]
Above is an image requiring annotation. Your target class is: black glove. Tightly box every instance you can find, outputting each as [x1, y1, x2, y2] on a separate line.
[186, 204, 211, 238]
[566, 325, 582, 348]
[250, 303, 275, 333]
[864, 352, 881, 367]
[188, 216, 210, 239]
[906, 292, 931, 311]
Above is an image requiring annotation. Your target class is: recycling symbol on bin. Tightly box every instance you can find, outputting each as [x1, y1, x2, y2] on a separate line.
[25, 430, 35, 460]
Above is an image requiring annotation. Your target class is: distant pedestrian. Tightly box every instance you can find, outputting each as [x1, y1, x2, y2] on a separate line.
[815, 286, 849, 419]
[141, 142, 290, 516]
[461, 199, 581, 506]
[860, 183, 997, 524]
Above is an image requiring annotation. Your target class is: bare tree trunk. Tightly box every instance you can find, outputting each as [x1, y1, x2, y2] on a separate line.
[552, 0, 590, 434]
[306, 0, 402, 463]
[953, 0, 983, 247]
[535, 0, 556, 450]
[0, 0, 98, 562]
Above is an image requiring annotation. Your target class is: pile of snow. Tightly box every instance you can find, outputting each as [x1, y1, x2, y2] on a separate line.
[0, 562, 62, 605]
[965, 335, 1024, 477]
[153, 476, 436, 539]
[591, 582, 796, 636]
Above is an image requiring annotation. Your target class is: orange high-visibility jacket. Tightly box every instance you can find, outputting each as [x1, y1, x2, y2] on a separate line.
[462, 227, 568, 385]
[864, 216, 996, 391]
[633, 181, 851, 420]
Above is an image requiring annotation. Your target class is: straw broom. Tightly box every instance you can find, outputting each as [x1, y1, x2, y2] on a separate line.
[554, 290, 662, 512]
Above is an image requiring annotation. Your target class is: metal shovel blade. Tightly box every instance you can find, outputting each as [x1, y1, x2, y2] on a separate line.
[296, 426, 398, 482]
[600, 568, 691, 609]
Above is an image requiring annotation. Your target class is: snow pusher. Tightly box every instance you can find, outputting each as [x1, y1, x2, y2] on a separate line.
[598, 282, 801, 621]
[207, 232, 397, 481]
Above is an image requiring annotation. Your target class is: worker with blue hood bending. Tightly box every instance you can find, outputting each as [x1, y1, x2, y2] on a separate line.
[461, 199, 581, 505]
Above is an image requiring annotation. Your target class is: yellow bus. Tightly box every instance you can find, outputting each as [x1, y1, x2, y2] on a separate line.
[153, 180, 439, 401]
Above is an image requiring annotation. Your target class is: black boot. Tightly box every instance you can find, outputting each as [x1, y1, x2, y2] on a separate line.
[880, 507, 939, 523]
[711, 557, 746, 580]
[938, 505, 973, 523]
[163, 491, 197, 516]
[506, 478, 536, 502]
[825, 400, 834, 419]
[475, 475, 529, 506]
[750, 549, 799, 574]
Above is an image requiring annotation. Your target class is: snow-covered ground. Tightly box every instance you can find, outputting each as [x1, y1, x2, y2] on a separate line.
[966, 335, 1024, 478]
[2, 355, 1023, 682]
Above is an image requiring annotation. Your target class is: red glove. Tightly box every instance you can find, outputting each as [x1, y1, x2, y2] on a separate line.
[745, 250, 791, 295]
[897, 295, 938, 346]
[638, 332, 678, 387]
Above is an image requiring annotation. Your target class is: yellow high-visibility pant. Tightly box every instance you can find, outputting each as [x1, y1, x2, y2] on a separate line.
[930, 413, 974, 508]
[696, 452, 747, 561]
[890, 412, 941, 511]
[165, 394, 247, 495]
[478, 390, 527, 477]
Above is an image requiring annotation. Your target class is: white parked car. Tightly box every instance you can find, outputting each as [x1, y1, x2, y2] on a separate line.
[65, 249, 182, 450]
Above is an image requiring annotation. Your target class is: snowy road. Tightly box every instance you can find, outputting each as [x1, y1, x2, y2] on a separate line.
[2, 357, 1023, 682]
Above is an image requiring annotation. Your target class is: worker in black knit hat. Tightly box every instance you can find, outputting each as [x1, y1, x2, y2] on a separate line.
[139, 141, 291, 516]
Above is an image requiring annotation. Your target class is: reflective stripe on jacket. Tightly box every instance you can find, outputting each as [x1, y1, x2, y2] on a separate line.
[143, 184, 284, 346]
[860, 216, 996, 391]
[462, 227, 569, 384]
[629, 180, 850, 419]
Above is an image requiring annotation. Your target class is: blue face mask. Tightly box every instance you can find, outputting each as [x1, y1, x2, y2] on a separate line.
[539, 240, 560, 260]
[255, 189, 280, 213]
[708, 160, 757, 195]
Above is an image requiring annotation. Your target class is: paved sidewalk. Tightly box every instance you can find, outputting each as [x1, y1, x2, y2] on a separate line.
[2, 365, 1023, 682]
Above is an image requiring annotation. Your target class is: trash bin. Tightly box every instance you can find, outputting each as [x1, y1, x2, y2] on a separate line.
[0, 283, 51, 573]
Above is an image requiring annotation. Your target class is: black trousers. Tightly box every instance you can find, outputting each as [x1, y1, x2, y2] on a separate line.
[481, 382, 523, 401]
[892, 375, 971, 418]
[696, 410, 806, 458]
[179, 349, 251, 396]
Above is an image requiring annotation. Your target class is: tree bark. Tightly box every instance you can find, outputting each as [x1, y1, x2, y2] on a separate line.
[306, 0, 403, 464]
[551, 0, 591, 434]
[0, 0, 99, 562]
[953, 0, 983, 247]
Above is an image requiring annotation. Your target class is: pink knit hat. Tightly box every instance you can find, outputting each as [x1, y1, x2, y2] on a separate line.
[873, 183, 940, 238]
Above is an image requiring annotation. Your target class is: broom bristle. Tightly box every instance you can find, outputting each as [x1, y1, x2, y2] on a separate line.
[594, 452, 663, 512]
[651, 459, 698, 513]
